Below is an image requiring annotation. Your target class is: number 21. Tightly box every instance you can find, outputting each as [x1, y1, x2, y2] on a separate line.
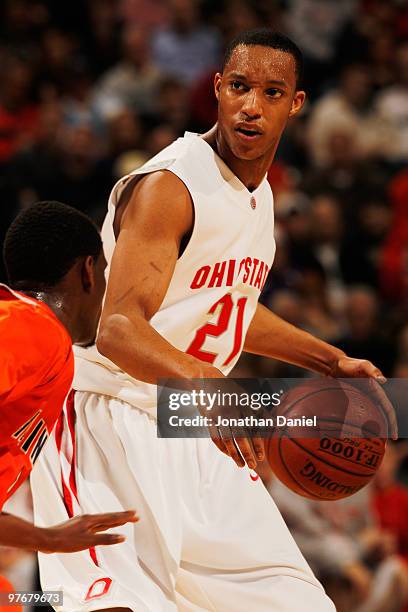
[186, 294, 248, 366]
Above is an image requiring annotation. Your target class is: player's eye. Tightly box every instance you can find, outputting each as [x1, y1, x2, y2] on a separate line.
[266, 88, 283, 99]
[231, 81, 247, 91]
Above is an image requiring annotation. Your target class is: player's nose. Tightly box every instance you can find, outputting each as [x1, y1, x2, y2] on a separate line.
[240, 90, 262, 119]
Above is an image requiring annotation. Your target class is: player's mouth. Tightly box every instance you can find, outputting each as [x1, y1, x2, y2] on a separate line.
[235, 125, 263, 141]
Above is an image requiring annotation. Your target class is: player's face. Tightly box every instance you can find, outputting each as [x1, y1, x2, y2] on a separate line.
[214, 45, 305, 162]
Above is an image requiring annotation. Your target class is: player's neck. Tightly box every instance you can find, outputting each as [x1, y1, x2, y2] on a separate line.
[24, 289, 77, 343]
[203, 126, 275, 192]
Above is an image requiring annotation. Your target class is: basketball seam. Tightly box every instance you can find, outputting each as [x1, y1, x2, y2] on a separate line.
[276, 437, 358, 500]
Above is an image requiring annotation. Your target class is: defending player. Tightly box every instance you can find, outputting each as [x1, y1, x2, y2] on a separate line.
[0, 201, 137, 553]
[32, 31, 395, 611]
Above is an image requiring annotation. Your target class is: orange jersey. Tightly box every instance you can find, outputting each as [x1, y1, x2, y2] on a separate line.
[0, 284, 74, 509]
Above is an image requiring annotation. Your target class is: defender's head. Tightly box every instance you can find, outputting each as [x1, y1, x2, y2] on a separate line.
[3, 201, 106, 345]
[215, 29, 306, 161]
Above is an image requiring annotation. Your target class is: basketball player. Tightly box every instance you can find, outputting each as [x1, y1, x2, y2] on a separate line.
[32, 31, 396, 611]
[0, 201, 137, 554]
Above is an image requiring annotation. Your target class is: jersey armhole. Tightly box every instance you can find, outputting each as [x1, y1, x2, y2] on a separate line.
[113, 168, 197, 260]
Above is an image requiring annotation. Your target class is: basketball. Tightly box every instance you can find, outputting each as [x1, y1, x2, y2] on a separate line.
[266, 378, 388, 501]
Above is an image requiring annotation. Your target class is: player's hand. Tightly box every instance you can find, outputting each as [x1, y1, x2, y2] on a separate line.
[204, 405, 265, 469]
[215, 434, 265, 470]
[197, 374, 265, 470]
[39, 510, 139, 553]
[330, 356, 398, 440]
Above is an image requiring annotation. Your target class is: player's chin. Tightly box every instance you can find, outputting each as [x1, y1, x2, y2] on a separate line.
[231, 142, 265, 161]
[230, 134, 266, 160]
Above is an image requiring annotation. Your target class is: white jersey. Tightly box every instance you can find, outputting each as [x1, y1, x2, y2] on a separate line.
[32, 134, 334, 612]
[74, 132, 276, 415]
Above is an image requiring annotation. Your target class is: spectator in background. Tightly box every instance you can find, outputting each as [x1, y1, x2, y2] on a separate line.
[152, 0, 221, 85]
[373, 443, 408, 569]
[0, 55, 38, 164]
[144, 123, 178, 158]
[306, 63, 381, 167]
[38, 29, 78, 96]
[189, 70, 218, 132]
[336, 286, 396, 376]
[259, 289, 310, 377]
[106, 108, 143, 159]
[368, 30, 397, 90]
[92, 24, 162, 117]
[7, 99, 64, 210]
[106, 108, 147, 179]
[121, 0, 170, 30]
[0, 0, 49, 48]
[9, 117, 112, 221]
[144, 75, 191, 134]
[284, 0, 358, 96]
[373, 41, 408, 165]
[340, 198, 392, 288]
[380, 167, 408, 303]
[82, 0, 122, 77]
[60, 63, 104, 136]
[309, 194, 345, 309]
[397, 325, 408, 363]
[271, 192, 341, 342]
[214, 0, 263, 44]
[302, 127, 390, 224]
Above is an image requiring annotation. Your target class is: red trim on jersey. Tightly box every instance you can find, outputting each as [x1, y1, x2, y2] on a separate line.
[55, 391, 98, 566]
[54, 414, 74, 518]
[85, 577, 112, 601]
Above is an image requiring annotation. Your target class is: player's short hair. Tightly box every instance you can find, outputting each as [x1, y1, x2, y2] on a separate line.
[3, 201, 102, 289]
[222, 29, 303, 87]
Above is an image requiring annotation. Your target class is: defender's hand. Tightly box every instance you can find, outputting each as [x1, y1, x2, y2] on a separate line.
[330, 356, 398, 440]
[39, 510, 139, 553]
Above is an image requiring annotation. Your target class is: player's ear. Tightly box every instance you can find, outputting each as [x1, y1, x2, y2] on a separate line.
[289, 90, 306, 117]
[214, 72, 222, 101]
[81, 255, 96, 293]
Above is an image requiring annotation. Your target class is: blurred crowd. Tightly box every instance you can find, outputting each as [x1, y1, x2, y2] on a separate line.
[258, 441, 408, 612]
[0, 0, 407, 380]
[0, 0, 407, 610]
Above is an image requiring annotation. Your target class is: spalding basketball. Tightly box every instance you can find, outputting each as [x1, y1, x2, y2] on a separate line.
[266, 378, 388, 501]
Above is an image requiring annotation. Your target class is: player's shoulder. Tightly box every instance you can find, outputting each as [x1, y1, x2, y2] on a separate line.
[0, 286, 70, 352]
[132, 134, 194, 177]
[135, 168, 190, 198]
[126, 133, 204, 185]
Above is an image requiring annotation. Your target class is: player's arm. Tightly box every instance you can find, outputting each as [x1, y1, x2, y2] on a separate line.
[97, 171, 223, 383]
[97, 171, 263, 467]
[244, 303, 398, 437]
[244, 303, 346, 375]
[0, 510, 138, 553]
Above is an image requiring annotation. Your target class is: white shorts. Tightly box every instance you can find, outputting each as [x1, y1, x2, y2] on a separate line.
[31, 392, 335, 612]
